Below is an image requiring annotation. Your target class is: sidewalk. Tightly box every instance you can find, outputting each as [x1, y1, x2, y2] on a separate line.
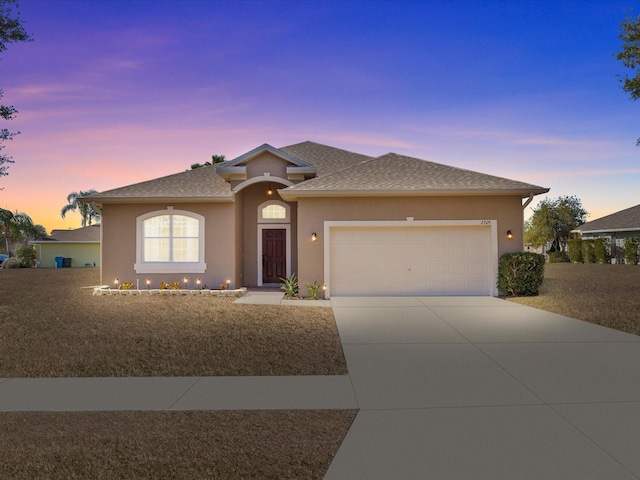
[0, 375, 356, 412]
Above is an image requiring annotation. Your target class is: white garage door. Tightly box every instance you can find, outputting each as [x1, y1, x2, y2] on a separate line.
[329, 225, 493, 296]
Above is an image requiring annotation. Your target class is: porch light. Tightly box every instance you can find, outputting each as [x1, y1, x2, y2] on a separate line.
[311, 232, 317, 241]
[507, 230, 513, 239]
[266, 184, 273, 196]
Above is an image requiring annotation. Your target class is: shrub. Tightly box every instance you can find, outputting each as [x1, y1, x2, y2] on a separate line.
[497, 252, 545, 297]
[567, 239, 583, 263]
[306, 280, 322, 300]
[119, 281, 134, 290]
[593, 238, 610, 264]
[16, 246, 37, 267]
[280, 273, 298, 298]
[581, 240, 596, 264]
[2, 257, 21, 269]
[548, 251, 570, 263]
[160, 281, 182, 290]
[623, 237, 639, 265]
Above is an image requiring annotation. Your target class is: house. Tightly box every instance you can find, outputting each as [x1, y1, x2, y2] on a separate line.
[572, 203, 640, 263]
[32, 224, 100, 268]
[83, 141, 548, 297]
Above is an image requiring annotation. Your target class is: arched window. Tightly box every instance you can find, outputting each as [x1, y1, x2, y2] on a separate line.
[258, 200, 290, 223]
[135, 210, 206, 273]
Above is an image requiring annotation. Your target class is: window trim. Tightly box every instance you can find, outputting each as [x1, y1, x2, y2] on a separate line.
[135, 209, 206, 274]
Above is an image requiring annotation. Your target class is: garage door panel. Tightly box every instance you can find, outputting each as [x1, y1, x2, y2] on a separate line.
[330, 225, 493, 296]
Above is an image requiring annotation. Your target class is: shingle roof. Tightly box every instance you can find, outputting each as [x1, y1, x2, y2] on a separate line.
[82, 141, 548, 203]
[574, 204, 640, 233]
[84, 165, 233, 203]
[280, 141, 373, 177]
[33, 224, 101, 243]
[279, 152, 548, 199]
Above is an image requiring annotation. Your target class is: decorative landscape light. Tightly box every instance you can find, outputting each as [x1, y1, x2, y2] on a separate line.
[507, 230, 513, 239]
[146, 278, 151, 289]
[196, 278, 201, 289]
[114, 278, 119, 288]
[183, 277, 188, 289]
[226, 279, 231, 290]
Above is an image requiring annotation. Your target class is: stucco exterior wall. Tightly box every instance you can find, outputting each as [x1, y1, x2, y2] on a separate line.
[295, 195, 525, 290]
[245, 152, 289, 180]
[36, 243, 100, 268]
[100, 202, 235, 288]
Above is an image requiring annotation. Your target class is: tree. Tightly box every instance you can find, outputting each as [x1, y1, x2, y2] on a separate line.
[525, 196, 588, 252]
[0, 207, 42, 255]
[190, 154, 225, 169]
[60, 189, 100, 227]
[0, 0, 33, 179]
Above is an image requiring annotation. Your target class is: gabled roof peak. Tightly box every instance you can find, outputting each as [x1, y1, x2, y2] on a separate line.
[220, 143, 312, 169]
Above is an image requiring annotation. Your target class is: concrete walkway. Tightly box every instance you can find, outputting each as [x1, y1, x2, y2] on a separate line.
[2, 295, 640, 479]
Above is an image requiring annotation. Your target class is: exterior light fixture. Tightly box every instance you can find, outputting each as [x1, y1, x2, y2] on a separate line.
[311, 232, 317, 241]
[196, 278, 201, 289]
[226, 279, 231, 289]
[146, 279, 151, 289]
[183, 277, 188, 288]
[507, 230, 513, 239]
[114, 278, 119, 288]
[266, 184, 273, 196]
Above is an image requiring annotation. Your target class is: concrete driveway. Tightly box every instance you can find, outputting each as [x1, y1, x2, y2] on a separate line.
[325, 296, 640, 480]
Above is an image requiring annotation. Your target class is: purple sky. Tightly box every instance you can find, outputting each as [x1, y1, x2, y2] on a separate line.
[1, 0, 639, 231]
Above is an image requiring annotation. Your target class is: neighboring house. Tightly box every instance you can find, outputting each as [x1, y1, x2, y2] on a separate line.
[83, 141, 548, 297]
[572, 203, 640, 263]
[32, 224, 100, 268]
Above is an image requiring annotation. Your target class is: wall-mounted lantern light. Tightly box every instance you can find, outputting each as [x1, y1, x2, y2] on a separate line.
[311, 232, 317, 241]
[507, 230, 513, 239]
[266, 184, 274, 196]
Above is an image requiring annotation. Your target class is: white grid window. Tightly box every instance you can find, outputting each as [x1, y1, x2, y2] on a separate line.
[143, 214, 199, 263]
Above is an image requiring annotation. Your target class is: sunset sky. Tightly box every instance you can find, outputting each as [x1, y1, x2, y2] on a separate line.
[1, 0, 639, 232]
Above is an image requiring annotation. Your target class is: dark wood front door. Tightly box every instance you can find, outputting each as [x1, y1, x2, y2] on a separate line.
[263, 229, 286, 283]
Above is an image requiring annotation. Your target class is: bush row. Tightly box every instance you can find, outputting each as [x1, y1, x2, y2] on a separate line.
[567, 238, 610, 264]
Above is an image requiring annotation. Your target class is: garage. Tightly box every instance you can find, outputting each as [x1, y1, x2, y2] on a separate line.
[327, 220, 497, 297]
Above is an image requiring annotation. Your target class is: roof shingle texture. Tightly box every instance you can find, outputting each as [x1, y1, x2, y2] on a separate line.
[280, 141, 373, 177]
[285, 152, 547, 193]
[37, 225, 101, 242]
[574, 204, 640, 232]
[87, 165, 232, 200]
[84, 141, 547, 201]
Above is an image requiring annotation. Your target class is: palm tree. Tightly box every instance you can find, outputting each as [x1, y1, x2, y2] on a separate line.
[61, 189, 100, 227]
[0, 208, 36, 256]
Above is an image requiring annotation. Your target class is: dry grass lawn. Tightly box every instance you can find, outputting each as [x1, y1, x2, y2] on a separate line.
[509, 263, 640, 336]
[0, 268, 354, 479]
[0, 268, 347, 377]
[0, 410, 357, 479]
